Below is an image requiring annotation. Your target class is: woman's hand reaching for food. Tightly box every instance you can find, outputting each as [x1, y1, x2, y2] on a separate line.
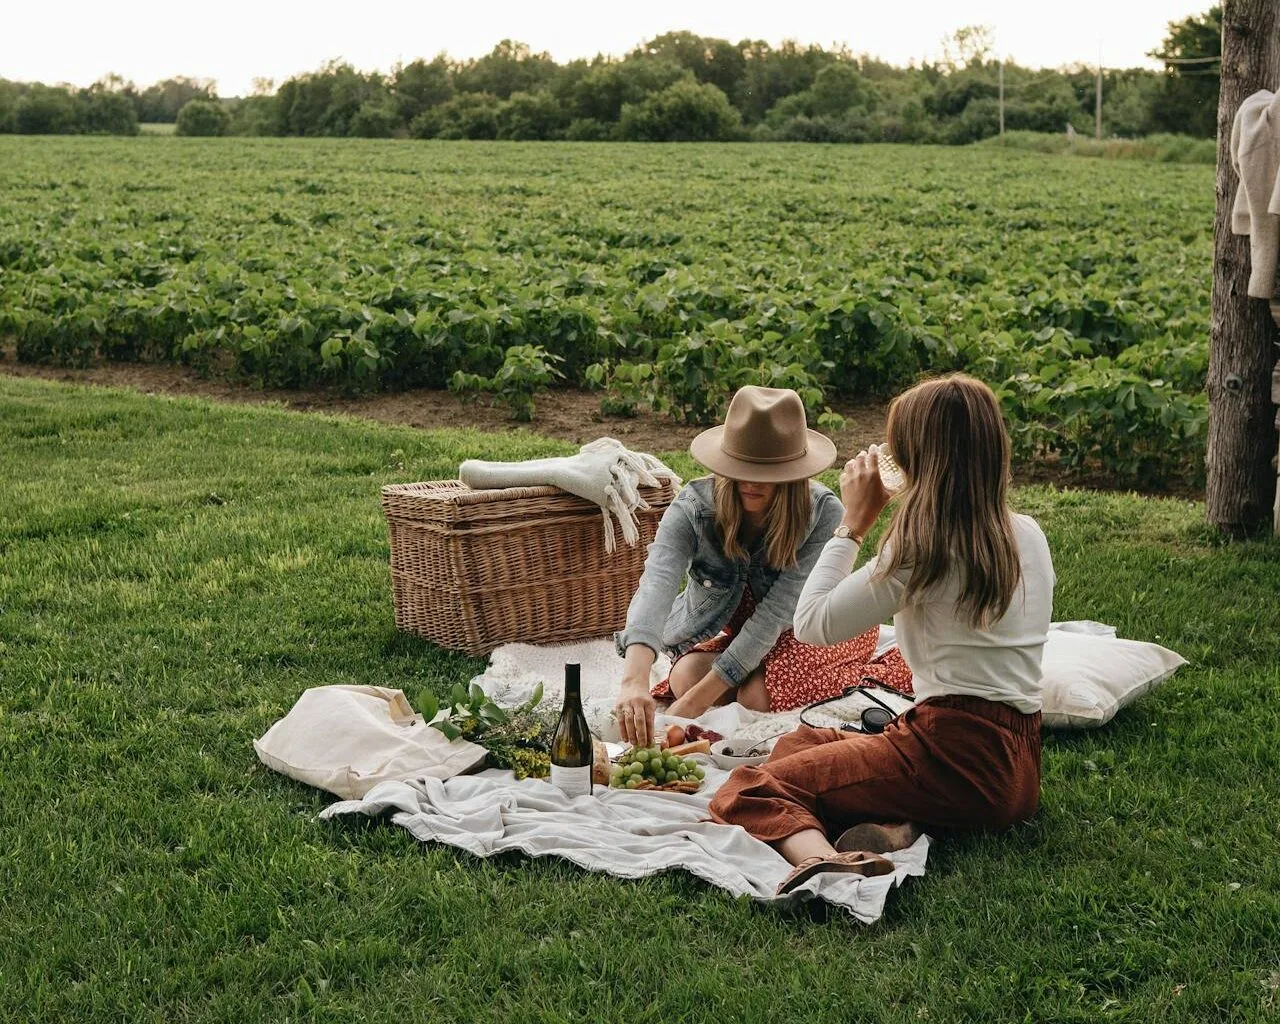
[616, 645, 658, 747]
[615, 682, 656, 748]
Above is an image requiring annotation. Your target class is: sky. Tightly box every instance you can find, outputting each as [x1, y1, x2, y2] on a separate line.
[2, 1, 1214, 97]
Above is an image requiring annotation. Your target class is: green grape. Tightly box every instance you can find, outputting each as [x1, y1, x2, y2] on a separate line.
[634, 748, 650, 763]
[652, 770, 665, 784]
[693, 766, 705, 779]
[625, 776, 641, 789]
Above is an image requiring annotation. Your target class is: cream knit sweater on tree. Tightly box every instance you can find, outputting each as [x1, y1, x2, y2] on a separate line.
[1230, 89, 1280, 299]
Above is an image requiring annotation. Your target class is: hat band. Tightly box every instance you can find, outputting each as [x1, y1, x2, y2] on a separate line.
[720, 439, 809, 464]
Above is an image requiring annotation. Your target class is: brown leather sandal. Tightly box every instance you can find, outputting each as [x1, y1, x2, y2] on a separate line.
[833, 822, 923, 855]
[775, 850, 895, 896]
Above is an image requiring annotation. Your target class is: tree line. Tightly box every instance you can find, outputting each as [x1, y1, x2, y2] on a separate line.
[0, 11, 1221, 143]
[0, 75, 215, 136]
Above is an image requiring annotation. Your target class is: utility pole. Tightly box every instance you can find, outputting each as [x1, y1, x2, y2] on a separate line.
[1207, 0, 1280, 535]
[998, 60, 1004, 139]
[1095, 42, 1103, 139]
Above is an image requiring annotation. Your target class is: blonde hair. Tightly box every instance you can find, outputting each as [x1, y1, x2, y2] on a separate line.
[712, 475, 812, 569]
[876, 374, 1022, 629]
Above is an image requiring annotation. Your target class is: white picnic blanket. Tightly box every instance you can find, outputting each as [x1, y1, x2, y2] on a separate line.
[320, 666, 930, 920]
[320, 764, 930, 921]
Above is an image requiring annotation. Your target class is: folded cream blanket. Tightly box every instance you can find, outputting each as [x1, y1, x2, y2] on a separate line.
[459, 438, 680, 552]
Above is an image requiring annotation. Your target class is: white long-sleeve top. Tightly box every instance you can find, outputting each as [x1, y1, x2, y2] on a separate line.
[794, 514, 1056, 713]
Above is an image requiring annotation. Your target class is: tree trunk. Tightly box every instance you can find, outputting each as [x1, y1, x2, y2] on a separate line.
[1273, 357, 1280, 530]
[1207, 0, 1280, 536]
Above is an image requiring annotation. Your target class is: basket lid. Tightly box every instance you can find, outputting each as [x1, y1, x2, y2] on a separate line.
[381, 478, 677, 526]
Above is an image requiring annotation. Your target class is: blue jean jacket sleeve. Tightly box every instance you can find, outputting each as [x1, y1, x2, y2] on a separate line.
[712, 492, 845, 687]
[614, 491, 698, 659]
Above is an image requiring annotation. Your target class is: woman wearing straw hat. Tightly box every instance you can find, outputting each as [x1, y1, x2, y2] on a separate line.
[613, 385, 911, 748]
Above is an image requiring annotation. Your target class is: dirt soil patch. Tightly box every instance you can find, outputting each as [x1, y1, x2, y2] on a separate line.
[0, 355, 888, 454]
[0, 355, 1201, 499]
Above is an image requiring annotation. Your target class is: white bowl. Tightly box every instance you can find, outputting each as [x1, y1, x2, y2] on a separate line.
[710, 737, 774, 770]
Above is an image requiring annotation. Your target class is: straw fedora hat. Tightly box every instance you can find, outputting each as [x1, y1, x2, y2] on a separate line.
[689, 386, 837, 483]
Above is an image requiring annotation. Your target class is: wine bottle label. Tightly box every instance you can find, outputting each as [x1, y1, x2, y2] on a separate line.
[550, 764, 592, 798]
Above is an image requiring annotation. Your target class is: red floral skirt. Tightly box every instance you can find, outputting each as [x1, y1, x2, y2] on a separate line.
[650, 588, 913, 712]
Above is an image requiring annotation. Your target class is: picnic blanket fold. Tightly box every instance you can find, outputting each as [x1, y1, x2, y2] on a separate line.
[320, 768, 930, 922]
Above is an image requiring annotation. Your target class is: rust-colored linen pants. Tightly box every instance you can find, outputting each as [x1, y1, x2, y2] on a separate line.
[708, 695, 1041, 841]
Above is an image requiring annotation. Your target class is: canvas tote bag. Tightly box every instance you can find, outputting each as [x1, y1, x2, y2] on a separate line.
[254, 685, 488, 799]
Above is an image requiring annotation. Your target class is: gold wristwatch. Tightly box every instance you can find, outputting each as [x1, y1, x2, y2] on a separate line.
[833, 524, 863, 543]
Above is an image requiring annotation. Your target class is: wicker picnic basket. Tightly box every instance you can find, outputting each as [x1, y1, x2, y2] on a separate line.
[382, 478, 679, 655]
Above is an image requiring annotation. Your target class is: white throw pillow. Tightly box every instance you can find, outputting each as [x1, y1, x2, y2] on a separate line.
[1039, 630, 1187, 729]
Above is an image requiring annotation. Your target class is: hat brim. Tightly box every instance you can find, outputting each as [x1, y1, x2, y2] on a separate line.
[689, 426, 837, 483]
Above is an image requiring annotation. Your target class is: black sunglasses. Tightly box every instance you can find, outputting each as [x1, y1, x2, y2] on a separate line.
[799, 677, 910, 734]
[854, 677, 900, 734]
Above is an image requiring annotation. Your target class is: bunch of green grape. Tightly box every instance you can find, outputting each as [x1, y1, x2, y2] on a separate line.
[609, 747, 706, 789]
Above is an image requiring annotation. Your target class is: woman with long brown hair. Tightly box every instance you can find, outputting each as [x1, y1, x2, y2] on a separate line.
[709, 374, 1055, 894]
[613, 385, 908, 748]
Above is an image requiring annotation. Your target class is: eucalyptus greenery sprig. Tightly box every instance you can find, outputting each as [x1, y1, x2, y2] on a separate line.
[418, 681, 556, 779]
[418, 681, 524, 740]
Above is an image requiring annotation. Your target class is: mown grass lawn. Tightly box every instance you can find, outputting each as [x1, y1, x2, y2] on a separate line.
[1, 375, 1278, 1023]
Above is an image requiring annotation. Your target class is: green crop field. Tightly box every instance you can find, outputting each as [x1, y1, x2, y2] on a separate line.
[0, 137, 1212, 484]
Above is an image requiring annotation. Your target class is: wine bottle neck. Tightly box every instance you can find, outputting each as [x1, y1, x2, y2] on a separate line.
[564, 664, 582, 708]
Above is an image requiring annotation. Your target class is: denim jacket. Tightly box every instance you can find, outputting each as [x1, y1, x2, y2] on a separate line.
[614, 477, 845, 687]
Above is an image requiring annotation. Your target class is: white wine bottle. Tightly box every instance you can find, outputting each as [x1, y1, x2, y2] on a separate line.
[550, 663, 593, 797]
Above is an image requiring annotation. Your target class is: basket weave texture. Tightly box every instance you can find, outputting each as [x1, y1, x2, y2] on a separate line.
[382, 479, 679, 655]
